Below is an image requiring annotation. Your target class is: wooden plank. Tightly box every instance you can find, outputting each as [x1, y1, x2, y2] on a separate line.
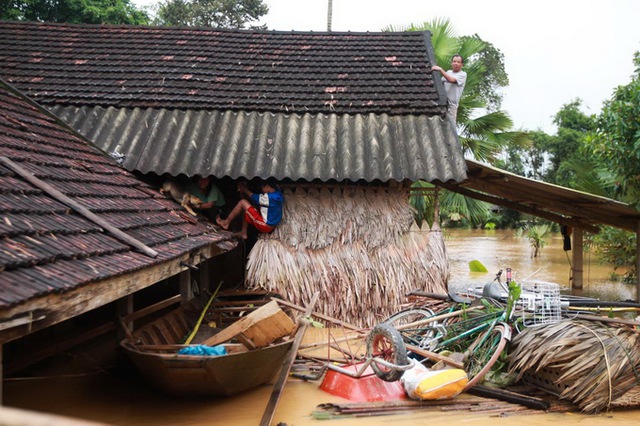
[0, 156, 158, 258]
[260, 292, 319, 426]
[0, 245, 224, 344]
[272, 297, 361, 331]
[201, 301, 293, 347]
[121, 295, 182, 324]
[405, 344, 464, 369]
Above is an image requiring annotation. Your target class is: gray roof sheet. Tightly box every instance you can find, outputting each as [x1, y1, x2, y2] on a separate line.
[51, 105, 466, 183]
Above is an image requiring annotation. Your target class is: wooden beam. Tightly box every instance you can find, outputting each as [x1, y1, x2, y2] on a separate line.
[459, 178, 637, 231]
[637, 221, 640, 303]
[438, 182, 600, 233]
[461, 179, 609, 227]
[5, 321, 116, 375]
[572, 227, 584, 290]
[0, 245, 226, 345]
[121, 295, 182, 324]
[0, 156, 158, 258]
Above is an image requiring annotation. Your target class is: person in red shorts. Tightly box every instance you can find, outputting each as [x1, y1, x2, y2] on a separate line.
[216, 179, 284, 239]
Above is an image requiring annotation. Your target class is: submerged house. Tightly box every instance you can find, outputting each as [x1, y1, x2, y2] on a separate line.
[0, 77, 238, 397]
[0, 21, 468, 327]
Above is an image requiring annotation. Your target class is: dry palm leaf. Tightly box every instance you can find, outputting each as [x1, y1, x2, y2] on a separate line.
[508, 319, 640, 413]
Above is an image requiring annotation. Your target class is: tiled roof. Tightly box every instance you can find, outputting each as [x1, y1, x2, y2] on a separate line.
[0, 79, 235, 309]
[0, 21, 446, 116]
[0, 21, 467, 184]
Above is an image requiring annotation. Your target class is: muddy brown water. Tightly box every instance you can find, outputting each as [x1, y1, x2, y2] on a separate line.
[3, 229, 639, 425]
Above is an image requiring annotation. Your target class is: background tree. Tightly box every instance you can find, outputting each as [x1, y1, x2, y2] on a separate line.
[587, 51, 640, 206]
[578, 51, 640, 283]
[1, 0, 149, 24]
[460, 34, 509, 112]
[153, 0, 268, 28]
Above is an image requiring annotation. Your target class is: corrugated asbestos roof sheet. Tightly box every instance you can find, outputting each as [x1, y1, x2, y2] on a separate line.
[0, 20, 467, 184]
[50, 105, 465, 182]
[0, 79, 236, 309]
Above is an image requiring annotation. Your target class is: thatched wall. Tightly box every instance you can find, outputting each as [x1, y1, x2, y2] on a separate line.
[245, 186, 449, 328]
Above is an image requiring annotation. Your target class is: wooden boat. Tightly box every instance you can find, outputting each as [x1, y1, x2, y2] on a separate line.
[120, 294, 295, 397]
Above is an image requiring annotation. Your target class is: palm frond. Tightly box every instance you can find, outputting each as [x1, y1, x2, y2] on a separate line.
[441, 190, 492, 225]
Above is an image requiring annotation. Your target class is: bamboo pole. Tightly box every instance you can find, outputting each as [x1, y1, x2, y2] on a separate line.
[0, 156, 158, 258]
[260, 292, 320, 426]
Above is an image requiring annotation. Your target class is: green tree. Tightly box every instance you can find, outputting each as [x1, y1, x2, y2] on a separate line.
[1, 0, 149, 24]
[578, 52, 640, 283]
[588, 51, 640, 206]
[547, 99, 595, 187]
[153, 0, 268, 29]
[460, 34, 508, 112]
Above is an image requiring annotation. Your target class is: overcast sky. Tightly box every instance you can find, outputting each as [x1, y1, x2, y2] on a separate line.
[136, 0, 640, 134]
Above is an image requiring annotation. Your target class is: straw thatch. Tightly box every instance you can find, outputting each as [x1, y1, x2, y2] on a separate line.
[507, 319, 640, 413]
[245, 186, 449, 328]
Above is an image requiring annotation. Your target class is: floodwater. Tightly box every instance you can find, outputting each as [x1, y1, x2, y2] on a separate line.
[3, 229, 640, 425]
[445, 229, 637, 302]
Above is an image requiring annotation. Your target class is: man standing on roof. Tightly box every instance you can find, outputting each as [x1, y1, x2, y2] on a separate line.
[432, 54, 467, 124]
[216, 179, 283, 239]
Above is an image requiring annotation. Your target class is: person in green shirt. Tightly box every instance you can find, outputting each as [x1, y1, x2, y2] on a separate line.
[185, 175, 226, 220]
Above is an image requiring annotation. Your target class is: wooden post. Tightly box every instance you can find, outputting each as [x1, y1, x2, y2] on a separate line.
[572, 227, 584, 290]
[636, 221, 640, 303]
[116, 295, 134, 341]
[1, 343, 3, 405]
[179, 270, 192, 305]
[199, 259, 210, 294]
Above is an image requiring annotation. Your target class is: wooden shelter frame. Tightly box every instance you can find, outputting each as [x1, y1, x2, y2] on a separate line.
[439, 160, 640, 302]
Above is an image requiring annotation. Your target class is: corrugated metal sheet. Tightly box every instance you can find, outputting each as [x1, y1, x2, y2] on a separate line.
[51, 105, 467, 183]
[0, 80, 236, 309]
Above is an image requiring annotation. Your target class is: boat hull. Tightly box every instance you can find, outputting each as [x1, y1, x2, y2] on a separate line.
[122, 340, 292, 397]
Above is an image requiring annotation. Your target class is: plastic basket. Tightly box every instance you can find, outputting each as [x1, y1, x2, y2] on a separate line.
[518, 282, 562, 327]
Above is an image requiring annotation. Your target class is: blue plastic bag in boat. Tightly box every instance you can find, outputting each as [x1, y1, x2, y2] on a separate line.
[178, 344, 227, 356]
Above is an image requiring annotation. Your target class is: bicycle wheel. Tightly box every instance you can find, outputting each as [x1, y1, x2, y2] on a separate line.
[462, 323, 511, 391]
[384, 308, 435, 347]
[365, 323, 409, 382]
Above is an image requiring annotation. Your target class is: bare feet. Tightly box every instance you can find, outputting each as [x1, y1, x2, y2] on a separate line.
[216, 216, 230, 230]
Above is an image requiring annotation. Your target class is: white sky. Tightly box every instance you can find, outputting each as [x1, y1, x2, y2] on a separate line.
[136, 0, 640, 134]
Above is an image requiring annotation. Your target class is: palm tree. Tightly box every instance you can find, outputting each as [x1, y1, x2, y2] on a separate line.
[385, 19, 530, 226]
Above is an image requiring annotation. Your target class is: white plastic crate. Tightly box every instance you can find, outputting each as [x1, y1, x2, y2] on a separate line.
[518, 282, 562, 327]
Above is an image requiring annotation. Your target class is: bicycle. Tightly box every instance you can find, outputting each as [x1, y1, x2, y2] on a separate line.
[383, 270, 515, 390]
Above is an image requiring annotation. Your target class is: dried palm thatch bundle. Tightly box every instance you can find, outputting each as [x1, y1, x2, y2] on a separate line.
[507, 319, 640, 413]
[245, 186, 449, 327]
